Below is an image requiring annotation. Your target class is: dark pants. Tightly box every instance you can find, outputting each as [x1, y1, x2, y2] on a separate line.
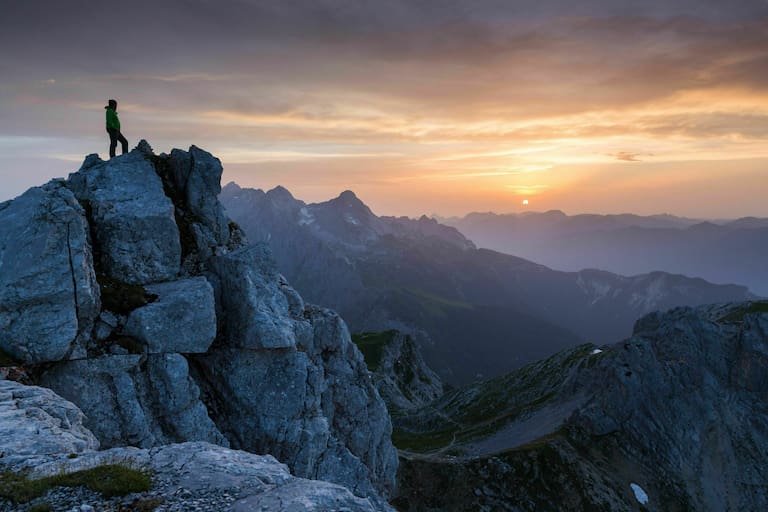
[107, 128, 128, 158]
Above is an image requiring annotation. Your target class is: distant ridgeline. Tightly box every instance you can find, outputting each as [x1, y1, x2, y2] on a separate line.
[441, 210, 768, 296]
[220, 182, 754, 385]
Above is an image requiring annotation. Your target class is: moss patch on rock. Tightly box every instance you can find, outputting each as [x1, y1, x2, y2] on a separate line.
[351, 330, 398, 371]
[0, 464, 151, 504]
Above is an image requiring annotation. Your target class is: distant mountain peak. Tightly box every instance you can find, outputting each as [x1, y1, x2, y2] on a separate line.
[321, 189, 376, 220]
[222, 181, 241, 193]
[333, 190, 368, 209]
[266, 185, 295, 200]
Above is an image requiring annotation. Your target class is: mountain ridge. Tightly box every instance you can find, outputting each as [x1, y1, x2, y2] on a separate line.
[440, 209, 768, 295]
[393, 300, 768, 511]
[220, 182, 754, 384]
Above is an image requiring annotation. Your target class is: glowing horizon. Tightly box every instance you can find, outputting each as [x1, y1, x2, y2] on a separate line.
[1, 2, 767, 218]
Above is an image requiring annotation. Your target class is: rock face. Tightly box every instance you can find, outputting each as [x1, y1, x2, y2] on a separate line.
[393, 301, 768, 511]
[40, 353, 228, 449]
[0, 142, 397, 506]
[193, 305, 398, 500]
[352, 330, 443, 411]
[68, 151, 181, 284]
[0, 181, 100, 364]
[0, 380, 99, 471]
[0, 380, 388, 511]
[207, 245, 297, 349]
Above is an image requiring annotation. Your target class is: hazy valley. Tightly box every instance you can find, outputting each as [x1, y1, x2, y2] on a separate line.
[441, 210, 768, 296]
[220, 182, 754, 384]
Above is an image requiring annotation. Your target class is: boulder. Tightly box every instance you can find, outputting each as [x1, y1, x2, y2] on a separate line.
[0, 380, 99, 472]
[67, 151, 181, 284]
[40, 354, 227, 449]
[0, 181, 100, 363]
[124, 276, 216, 353]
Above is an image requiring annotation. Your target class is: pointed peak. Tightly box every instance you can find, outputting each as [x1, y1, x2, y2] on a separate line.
[332, 189, 368, 208]
[266, 185, 295, 200]
[222, 181, 241, 193]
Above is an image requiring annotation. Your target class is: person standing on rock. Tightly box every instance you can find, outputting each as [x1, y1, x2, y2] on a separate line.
[105, 99, 128, 158]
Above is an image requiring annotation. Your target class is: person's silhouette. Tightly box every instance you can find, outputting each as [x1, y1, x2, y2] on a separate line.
[105, 99, 128, 158]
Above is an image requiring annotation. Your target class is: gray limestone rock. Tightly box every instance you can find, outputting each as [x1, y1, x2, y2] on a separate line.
[94, 311, 119, 342]
[0, 181, 100, 364]
[192, 348, 329, 472]
[124, 276, 216, 353]
[29, 442, 391, 511]
[2, 142, 398, 509]
[0, 380, 99, 472]
[40, 354, 227, 449]
[67, 150, 181, 284]
[208, 244, 296, 349]
[305, 306, 398, 496]
[168, 146, 230, 248]
[194, 304, 398, 503]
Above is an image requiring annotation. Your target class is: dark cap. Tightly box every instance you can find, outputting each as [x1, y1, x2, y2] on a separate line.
[104, 99, 117, 109]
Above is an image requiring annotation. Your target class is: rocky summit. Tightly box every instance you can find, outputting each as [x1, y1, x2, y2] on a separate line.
[0, 142, 397, 511]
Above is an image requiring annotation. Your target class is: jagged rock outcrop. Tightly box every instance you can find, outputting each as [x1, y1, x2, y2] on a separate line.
[0, 141, 397, 507]
[0, 380, 387, 511]
[352, 330, 443, 411]
[206, 244, 298, 349]
[68, 151, 181, 284]
[393, 301, 768, 511]
[40, 353, 228, 449]
[0, 181, 100, 364]
[193, 304, 398, 500]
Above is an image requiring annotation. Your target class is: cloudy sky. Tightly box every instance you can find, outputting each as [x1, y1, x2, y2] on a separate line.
[1, 0, 767, 217]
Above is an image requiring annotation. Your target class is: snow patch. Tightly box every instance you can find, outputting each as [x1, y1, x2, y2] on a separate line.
[344, 213, 361, 226]
[298, 207, 315, 226]
[590, 348, 603, 355]
[630, 483, 649, 505]
[576, 275, 614, 305]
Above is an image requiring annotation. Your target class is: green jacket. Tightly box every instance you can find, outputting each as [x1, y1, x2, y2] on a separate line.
[106, 107, 120, 130]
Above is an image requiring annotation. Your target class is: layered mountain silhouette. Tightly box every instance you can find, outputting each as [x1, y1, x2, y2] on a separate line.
[220, 183, 754, 384]
[440, 210, 768, 296]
